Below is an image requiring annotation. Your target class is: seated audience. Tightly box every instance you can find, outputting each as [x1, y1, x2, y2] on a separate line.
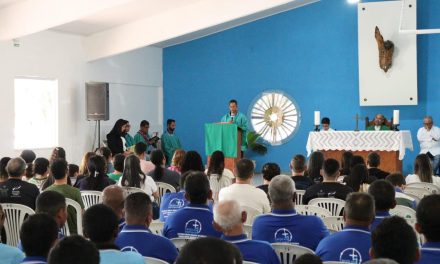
[36, 191, 67, 238]
[290, 154, 313, 190]
[168, 149, 185, 174]
[293, 254, 323, 264]
[134, 142, 154, 174]
[72, 151, 95, 188]
[351, 155, 366, 167]
[340, 151, 353, 177]
[180, 150, 205, 174]
[219, 159, 270, 213]
[0, 204, 24, 263]
[306, 151, 324, 183]
[364, 259, 399, 264]
[68, 164, 79, 186]
[0, 157, 11, 183]
[213, 200, 280, 264]
[415, 194, 440, 263]
[96, 146, 113, 174]
[0, 157, 39, 210]
[163, 171, 221, 238]
[371, 216, 419, 264]
[207, 151, 235, 202]
[20, 149, 36, 180]
[102, 185, 125, 231]
[367, 152, 389, 180]
[49, 147, 66, 163]
[78, 155, 115, 191]
[368, 180, 396, 230]
[385, 173, 416, 209]
[175, 237, 242, 264]
[147, 150, 180, 190]
[159, 171, 193, 222]
[108, 154, 124, 182]
[116, 192, 178, 263]
[256, 162, 280, 195]
[316, 193, 374, 263]
[406, 154, 440, 186]
[45, 158, 85, 234]
[20, 214, 58, 263]
[119, 155, 158, 202]
[48, 235, 99, 264]
[83, 204, 144, 264]
[253, 175, 329, 250]
[28, 157, 50, 190]
[345, 164, 373, 192]
[303, 159, 353, 204]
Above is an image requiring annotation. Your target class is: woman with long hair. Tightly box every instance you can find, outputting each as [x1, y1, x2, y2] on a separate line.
[256, 162, 280, 196]
[345, 164, 370, 192]
[169, 149, 185, 174]
[406, 154, 440, 186]
[120, 155, 158, 201]
[306, 151, 324, 183]
[147, 150, 180, 190]
[206, 151, 235, 202]
[78, 155, 115, 191]
[340, 151, 353, 176]
[180, 151, 204, 174]
[106, 119, 129, 155]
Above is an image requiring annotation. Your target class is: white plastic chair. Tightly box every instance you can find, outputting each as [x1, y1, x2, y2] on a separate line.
[2, 203, 35, 246]
[243, 262, 259, 264]
[80, 191, 103, 209]
[308, 198, 345, 216]
[404, 187, 431, 200]
[144, 257, 168, 264]
[407, 182, 440, 194]
[295, 205, 331, 218]
[122, 187, 146, 196]
[405, 217, 425, 245]
[171, 237, 194, 251]
[389, 205, 416, 220]
[295, 190, 305, 205]
[271, 243, 314, 264]
[322, 216, 344, 232]
[149, 221, 164, 236]
[61, 198, 83, 236]
[243, 224, 253, 239]
[156, 182, 176, 206]
[241, 205, 263, 225]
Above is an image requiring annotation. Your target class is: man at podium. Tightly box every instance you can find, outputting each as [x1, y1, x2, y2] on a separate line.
[221, 99, 248, 154]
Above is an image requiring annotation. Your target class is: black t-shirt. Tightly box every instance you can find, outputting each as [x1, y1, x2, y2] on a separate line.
[368, 168, 389, 180]
[302, 182, 353, 205]
[291, 176, 314, 190]
[0, 178, 40, 210]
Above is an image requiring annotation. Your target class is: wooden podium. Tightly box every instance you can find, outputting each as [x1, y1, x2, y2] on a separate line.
[205, 123, 241, 172]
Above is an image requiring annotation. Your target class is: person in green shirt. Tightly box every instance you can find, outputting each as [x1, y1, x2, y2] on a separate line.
[45, 158, 85, 235]
[221, 99, 248, 154]
[108, 154, 124, 182]
[161, 119, 182, 166]
[366, 114, 391, 131]
[124, 122, 135, 149]
[133, 120, 159, 155]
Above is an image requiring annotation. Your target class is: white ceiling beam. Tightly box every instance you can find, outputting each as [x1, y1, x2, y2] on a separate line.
[83, 0, 319, 61]
[0, 0, 136, 40]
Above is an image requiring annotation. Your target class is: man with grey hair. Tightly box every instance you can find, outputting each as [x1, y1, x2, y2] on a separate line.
[0, 157, 39, 209]
[316, 192, 375, 263]
[417, 115, 440, 174]
[252, 175, 329, 250]
[213, 200, 280, 264]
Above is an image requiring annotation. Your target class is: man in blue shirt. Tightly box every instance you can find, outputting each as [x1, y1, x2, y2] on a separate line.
[0, 204, 24, 264]
[102, 185, 126, 232]
[213, 200, 280, 264]
[316, 192, 375, 263]
[20, 214, 59, 264]
[368, 180, 396, 230]
[163, 171, 221, 238]
[252, 175, 329, 250]
[116, 192, 178, 263]
[371, 216, 419, 264]
[415, 194, 440, 263]
[83, 204, 144, 264]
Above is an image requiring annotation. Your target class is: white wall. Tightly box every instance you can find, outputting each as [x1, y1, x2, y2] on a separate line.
[0, 30, 162, 164]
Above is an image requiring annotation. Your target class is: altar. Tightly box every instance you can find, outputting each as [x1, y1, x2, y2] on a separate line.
[306, 131, 414, 173]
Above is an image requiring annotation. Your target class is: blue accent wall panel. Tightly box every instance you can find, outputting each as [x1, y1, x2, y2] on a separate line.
[163, 0, 440, 174]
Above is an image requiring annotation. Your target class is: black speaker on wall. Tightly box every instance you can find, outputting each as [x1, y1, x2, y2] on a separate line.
[86, 82, 109, 121]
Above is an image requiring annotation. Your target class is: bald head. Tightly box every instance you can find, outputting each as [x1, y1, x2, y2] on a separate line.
[102, 185, 124, 219]
[6, 157, 26, 178]
[214, 200, 243, 232]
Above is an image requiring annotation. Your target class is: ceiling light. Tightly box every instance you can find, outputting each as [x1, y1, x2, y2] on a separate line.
[348, 0, 360, 4]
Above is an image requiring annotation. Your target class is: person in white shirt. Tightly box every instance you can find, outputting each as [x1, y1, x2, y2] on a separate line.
[219, 159, 270, 213]
[406, 154, 440, 187]
[417, 116, 440, 175]
[206, 151, 234, 203]
[321, 117, 335, 131]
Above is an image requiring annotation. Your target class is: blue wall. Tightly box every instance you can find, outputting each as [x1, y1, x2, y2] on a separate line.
[163, 0, 440, 174]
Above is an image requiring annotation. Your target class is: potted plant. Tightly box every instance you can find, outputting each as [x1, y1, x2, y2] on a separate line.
[247, 131, 268, 155]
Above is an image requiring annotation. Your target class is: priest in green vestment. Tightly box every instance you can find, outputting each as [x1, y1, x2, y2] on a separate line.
[221, 99, 248, 152]
[161, 119, 181, 166]
[133, 120, 158, 153]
